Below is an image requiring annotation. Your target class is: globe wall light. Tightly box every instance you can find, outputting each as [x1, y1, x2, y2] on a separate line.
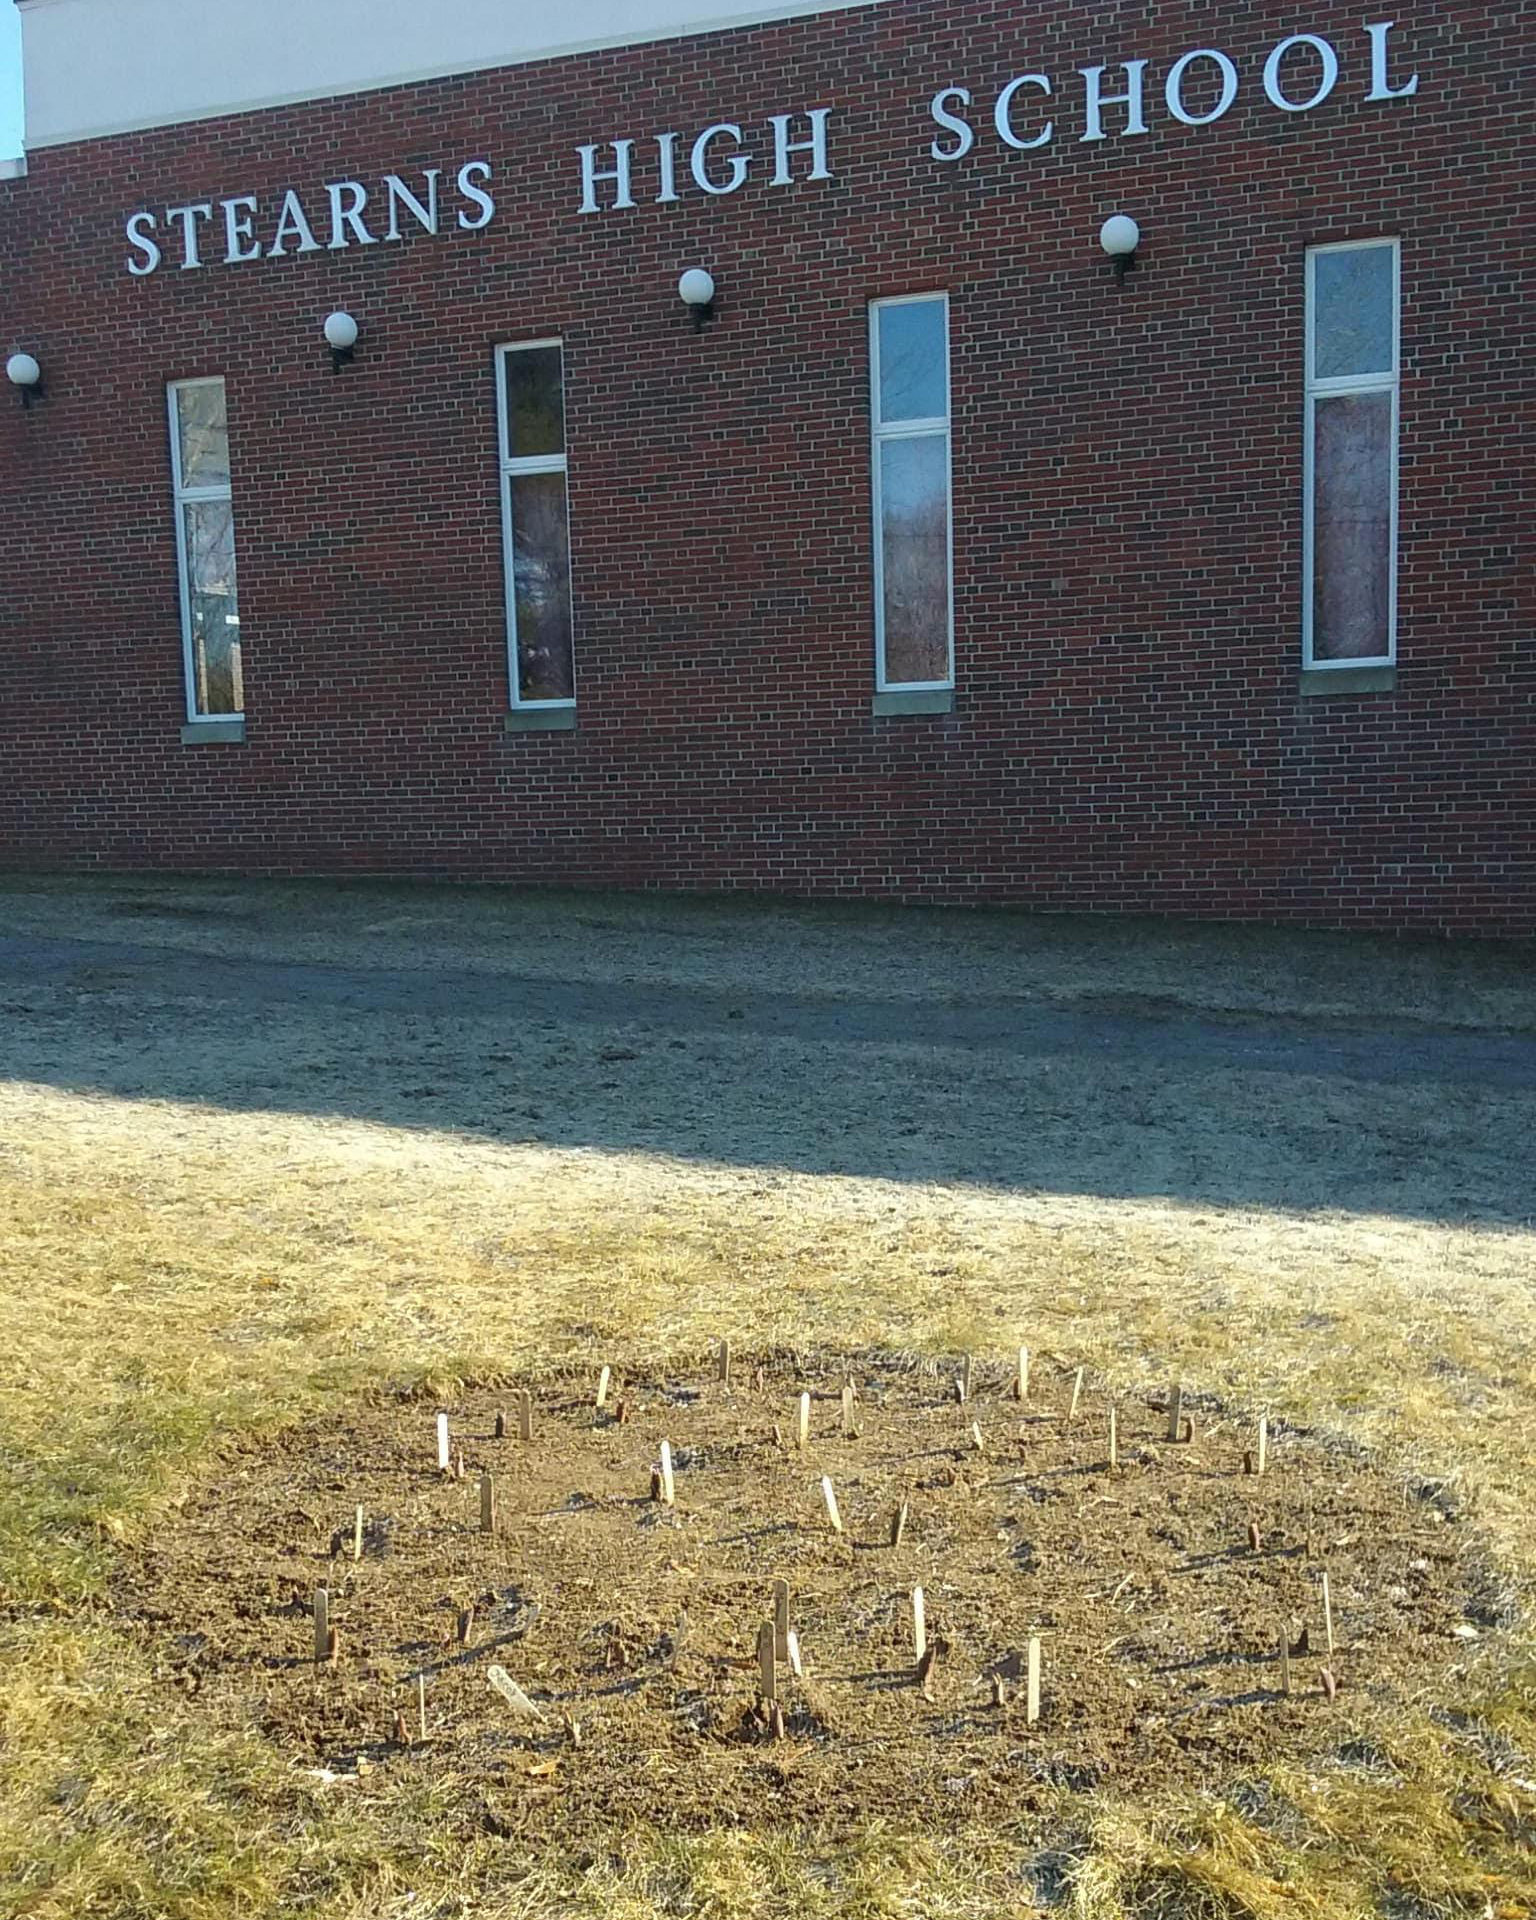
[1099, 216, 1141, 279]
[6, 351, 44, 408]
[323, 310, 360, 373]
[678, 269, 717, 331]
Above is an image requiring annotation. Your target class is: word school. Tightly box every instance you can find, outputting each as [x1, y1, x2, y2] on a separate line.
[121, 20, 1418, 273]
[928, 20, 1417, 158]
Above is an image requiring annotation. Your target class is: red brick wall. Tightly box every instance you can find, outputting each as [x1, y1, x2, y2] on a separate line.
[2, 0, 1532, 934]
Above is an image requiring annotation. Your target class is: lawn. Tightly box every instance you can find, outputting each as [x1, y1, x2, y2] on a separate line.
[0, 877, 1533, 1919]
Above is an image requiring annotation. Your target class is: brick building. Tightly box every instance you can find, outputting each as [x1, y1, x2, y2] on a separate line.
[1, 0, 1531, 932]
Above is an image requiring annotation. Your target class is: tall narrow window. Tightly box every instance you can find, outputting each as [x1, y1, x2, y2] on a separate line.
[1304, 240, 1400, 667]
[871, 294, 954, 691]
[169, 378, 242, 719]
[496, 340, 575, 709]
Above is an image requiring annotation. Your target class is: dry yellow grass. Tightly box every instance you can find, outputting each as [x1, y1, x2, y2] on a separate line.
[1, 879, 1533, 1919]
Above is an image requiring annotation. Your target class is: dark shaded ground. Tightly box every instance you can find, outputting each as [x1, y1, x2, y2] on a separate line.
[4, 932, 1536, 1090]
[2, 921, 1535, 1225]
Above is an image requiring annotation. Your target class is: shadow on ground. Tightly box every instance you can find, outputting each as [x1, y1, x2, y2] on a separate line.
[3, 896, 1534, 1228]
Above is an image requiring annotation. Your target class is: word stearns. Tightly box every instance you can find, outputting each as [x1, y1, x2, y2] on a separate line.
[124, 20, 1420, 276]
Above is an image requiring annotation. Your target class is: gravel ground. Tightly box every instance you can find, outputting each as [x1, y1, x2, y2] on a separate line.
[0, 880, 1532, 1226]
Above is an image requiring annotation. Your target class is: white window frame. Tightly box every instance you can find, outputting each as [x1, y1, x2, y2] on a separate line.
[1302, 238, 1400, 670]
[870, 292, 955, 693]
[168, 376, 242, 722]
[495, 338, 576, 712]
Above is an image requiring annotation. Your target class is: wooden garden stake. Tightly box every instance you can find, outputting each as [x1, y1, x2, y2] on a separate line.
[1321, 1568, 1336, 1656]
[518, 1391, 533, 1443]
[917, 1645, 939, 1697]
[453, 1448, 466, 1482]
[718, 1340, 732, 1388]
[595, 1365, 611, 1411]
[890, 1501, 909, 1549]
[326, 1627, 340, 1664]
[1027, 1637, 1042, 1725]
[821, 1475, 843, 1534]
[1015, 1347, 1030, 1402]
[457, 1606, 475, 1646]
[1277, 1621, 1292, 1696]
[486, 1666, 546, 1721]
[1067, 1368, 1084, 1423]
[417, 1672, 427, 1740]
[757, 1621, 777, 1705]
[1166, 1384, 1184, 1444]
[774, 1580, 791, 1662]
[392, 1708, 410, 1746]
[659, 1440, 676, 1507]
[1248, 1520, 1263, 1552]
[1108, 1406, 1119, 1470]
[650, 1466, 664, 1503]
[352, 1505, 364, 1562]
[786, 1630, 804, 1678]
[1257, 1415, 1269, 1477]
[912, 1587, 927, 1662]
[436, 1413, 451, 1474]
[841, 1383, 856, 1437]
[494, 1408, 507, 1439]
[313, 1587, 330, 1664]
[480, 1472, 496, 1535]
[797, 1392, 811, 1452]
[969, 1420, 985, 1453]
[960, 1354, 973, 1404]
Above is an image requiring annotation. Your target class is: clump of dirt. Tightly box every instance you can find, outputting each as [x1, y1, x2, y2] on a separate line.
[118, 1353, 1498, 1837]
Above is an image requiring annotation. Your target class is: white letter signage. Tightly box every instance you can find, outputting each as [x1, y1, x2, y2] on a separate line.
[929, 87, 975, 161]
[1080, 61, 1150, 142]
[1262, 35, 1341, 112]
[117, 23, 1424, 278]
[1366, 20, 1420, 99]
[1164, 49, 1240, 127]
[578, 141, 636, 215]
[690, 124, 753, 195]
[995, 74, 1054, 150]
[769, 109, 833, 186]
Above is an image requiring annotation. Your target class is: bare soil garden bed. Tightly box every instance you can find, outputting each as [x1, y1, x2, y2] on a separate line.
[118, 1352, 1500, 1839]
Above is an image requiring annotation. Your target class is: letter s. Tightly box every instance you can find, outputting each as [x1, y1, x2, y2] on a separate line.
[929, 87, 975, 162]
[457, 160, 496, 231]
[126, 210, 162, 276]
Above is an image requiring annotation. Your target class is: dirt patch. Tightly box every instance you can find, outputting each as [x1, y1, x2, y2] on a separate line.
[116, 1352, 1500, 1839]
